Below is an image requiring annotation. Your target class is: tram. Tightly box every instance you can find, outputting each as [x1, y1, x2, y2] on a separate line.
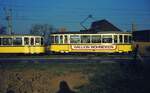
[0, 35, 45, 54]
[49, 31, 132, 53]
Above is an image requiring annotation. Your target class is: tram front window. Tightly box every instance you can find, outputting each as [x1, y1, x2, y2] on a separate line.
[102, 35, 112, 43]
[2, 38, 12, 45]
[13, 38, 22, 45]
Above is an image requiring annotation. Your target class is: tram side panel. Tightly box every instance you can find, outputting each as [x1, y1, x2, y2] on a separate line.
[50, 44, 132, 53]
[0, 35, 45, 54]
[0, 46, 45, 54]
[116, 44, 132, 53]
[50, 44, 69, 53]
[0, 46, 28, 53]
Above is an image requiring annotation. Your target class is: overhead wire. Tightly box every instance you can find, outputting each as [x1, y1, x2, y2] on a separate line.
[0, 1, 149, 29]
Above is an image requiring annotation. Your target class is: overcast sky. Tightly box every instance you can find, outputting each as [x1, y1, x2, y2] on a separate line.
[0, 0, 150, 33]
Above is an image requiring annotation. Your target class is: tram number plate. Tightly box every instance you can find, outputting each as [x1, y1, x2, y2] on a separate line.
[71, 45, 116, 50]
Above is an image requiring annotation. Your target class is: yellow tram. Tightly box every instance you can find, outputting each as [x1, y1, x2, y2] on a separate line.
[49, 31, 133, 53]
[0, 35, 45, 54]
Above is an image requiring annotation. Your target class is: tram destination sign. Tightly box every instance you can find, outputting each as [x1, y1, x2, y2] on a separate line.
[71, 45, 116, 50]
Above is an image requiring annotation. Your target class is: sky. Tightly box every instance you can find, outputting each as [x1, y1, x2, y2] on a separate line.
[0, 0, 150, 34]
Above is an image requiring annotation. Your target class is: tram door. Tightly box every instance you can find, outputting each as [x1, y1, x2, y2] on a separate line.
[59, 35, 69, 53]
[30, 37, 36, 54]
[24, 37, 30, 53]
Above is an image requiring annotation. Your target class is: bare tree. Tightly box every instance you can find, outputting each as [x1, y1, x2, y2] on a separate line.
[30, 24, 56, 45]
[0, 26, 7, 34]
[59, 27, 67, 32]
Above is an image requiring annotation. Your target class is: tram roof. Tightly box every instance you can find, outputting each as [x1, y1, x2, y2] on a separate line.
[0, 34, 43, 37]
[51, 31, 131, 34]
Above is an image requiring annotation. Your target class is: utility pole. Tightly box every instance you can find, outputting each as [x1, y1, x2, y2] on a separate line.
[131, 20, 136, 32]
[4, 7, 13, 35]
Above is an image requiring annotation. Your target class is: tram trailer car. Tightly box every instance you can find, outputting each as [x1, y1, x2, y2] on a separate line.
[49, 31, 133, 53]
[0, 35, 45, 54]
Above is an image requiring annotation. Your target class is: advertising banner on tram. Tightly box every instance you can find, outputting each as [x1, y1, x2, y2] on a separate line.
[71, 45, 116, 50]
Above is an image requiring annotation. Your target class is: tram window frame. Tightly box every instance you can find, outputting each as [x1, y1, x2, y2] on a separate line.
[114, 35, 118, 44]
[64, 35, 68, 44]
[91, 35, 101, 43]
[41, 38, 44, 45]
[50, 36, 55, 44]
[81, 35, 91, 43]
[129, 35, 132, 43]
[60, 35, 63, 44]
[30, 37, 35, 45]
[70, 35, 80, 44]
[0, 38, 1, 45]
[124, 35, 128, 43]
[24, 37, 29, 45]
[2, 38, 13, 46]
[54, 36, 59, 44]
[13, 37, 22, 46]
[119, 35, 123, 43]
[102, 35, 112, 43]
[35, 37, 41, 45]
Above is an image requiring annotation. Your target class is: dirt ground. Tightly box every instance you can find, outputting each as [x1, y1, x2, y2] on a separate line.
[0, 63, 94, 93]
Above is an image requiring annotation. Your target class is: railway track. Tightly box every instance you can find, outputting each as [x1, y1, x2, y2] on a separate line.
[0, 54, 136, 63]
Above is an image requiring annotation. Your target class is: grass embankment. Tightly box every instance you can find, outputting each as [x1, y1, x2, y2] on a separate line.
[79, 62, 150, 93]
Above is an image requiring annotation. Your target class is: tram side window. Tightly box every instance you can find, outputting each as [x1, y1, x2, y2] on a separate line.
[35, 38, 40, 45]
[129, 36, 132, 43]
[51, 36, 55, 43]
[119, 35, 123, 43]
[60, 35, 63, 44]
[114, 35, 118, 43]
[41, 38, 44, 45]
[64, 35, 68, 44]
[92, 35, 101, 43]
[13, 38, 22, 45]
[31, 38, 34, 45]
[70, 35, 80, 43]
[24, 37, 29, 45]
[81, 35, 90, 43]
[54, 36, 59, 44]
[124, 35, 128, 43]
[102, 35, 112, 43]
[2, 38, 12, 45]
[0, 38, 1, 45]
